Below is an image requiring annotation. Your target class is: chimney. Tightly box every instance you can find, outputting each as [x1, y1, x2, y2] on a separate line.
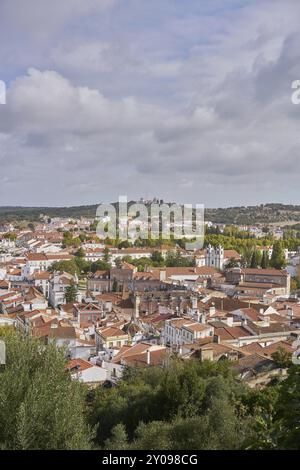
[214, 334, 220, 344]
[287, 307, 294, 318]
[209, 305, 216, 316]
[122, 281, 126, 300]
[191, 297, 197, 310]
[133, 294, 140, 321]
[146, 349, 151, 365]
[200, 348, 214, 362]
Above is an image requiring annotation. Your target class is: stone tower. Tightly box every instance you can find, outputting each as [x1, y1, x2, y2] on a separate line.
[133, 293, 140, 321]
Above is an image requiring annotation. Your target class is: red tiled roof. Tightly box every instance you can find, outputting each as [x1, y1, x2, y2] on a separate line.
[66, 358, 93, 372]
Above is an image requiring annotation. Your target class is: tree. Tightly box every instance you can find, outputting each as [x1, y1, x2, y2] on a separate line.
[290, 277, 298, 292]
[250, 250, 261, 268]
[112, 279, 118, 292]
[115, 258, 123, 269]
[104, 424, 129, 450]
[62, 231, 81, 248]
[75, 257, 91, 274]
[89, 359, 252, 450]
[4, 232, 17, 242]
[270, 241, 286, 269]
[270, 366, 300, 449]
[118, 241, 131, 249]
[49, 260, 79, 276]
[65, 283, 78, 303]
[261, 251, 269, 269]
[226, 258, 240, 269]
[91, 260, 111, 273]
[165, 253, 193, 267]
[27, 223, 36, 231]
[75, 247, 85, 258]
[271, 347, 292, 368]
[151, 251, 164, 264]
[0, 332, 94, 449]
[103, 247, 110, 263]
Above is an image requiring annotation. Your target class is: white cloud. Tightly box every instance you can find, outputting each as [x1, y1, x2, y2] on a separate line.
[1, 0, 300, 206]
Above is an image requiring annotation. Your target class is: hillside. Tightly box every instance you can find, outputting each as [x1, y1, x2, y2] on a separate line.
[1, 203, 300, 225]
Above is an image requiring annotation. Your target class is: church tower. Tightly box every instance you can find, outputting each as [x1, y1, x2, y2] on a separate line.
[215, 245, 224, 270]
[205, 244, 214, 267]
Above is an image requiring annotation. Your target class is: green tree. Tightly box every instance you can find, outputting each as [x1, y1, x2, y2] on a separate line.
[112, 279, 118, 292]
[270, 241, 286, 269]
[250, 250, 261, 268]
[104, 424, 129, 450]
[91, 260, 111, 273]
[75, 247, 85, 258]
[75, 257, 91, 274]
[226, 258, 240, 269]
[271, 347, 292, 369]
[165, 253, 193, 267]
[118, 241, 131, 249]
[270, 366, 300, 449]
[151, 251, 164, 264]
[89, 359, 251, 449]
[261, 250, 269, 269]
[4, 232, 17, 242]
[65, 283, 78, 303]
[0, 333, 94, 449]
[27, 223, 36, 231]
[290, 277, 298, 292]
[49, 260, 79, 276]
[103, 247, 110, 263]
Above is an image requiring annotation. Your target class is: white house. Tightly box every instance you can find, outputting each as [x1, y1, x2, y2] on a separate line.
[67, 358, 107, 385]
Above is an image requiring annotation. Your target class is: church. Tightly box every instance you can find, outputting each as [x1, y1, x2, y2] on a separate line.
[205, 244, 241, 270]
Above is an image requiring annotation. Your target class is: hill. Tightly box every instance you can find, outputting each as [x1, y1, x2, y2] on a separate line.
[1, 203, 300, 225]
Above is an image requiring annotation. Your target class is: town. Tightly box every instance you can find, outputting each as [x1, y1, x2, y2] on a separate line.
[1, 210, 299, 390]
[1, 0, 300, 454]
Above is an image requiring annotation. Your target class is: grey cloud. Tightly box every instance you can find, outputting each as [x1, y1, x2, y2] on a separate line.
[1, 0, 300, 206]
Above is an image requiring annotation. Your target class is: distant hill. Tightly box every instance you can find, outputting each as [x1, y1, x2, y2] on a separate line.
[0, 205, 99, 224]
[1, 203, 300, 226]
[205, 204, 300, 225]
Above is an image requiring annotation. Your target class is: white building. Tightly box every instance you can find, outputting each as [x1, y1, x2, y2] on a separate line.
[67, 358, 107, 385]
[205, 245, 241, 270]
[164, 317, 214, 348]
[49, 272, 80, 307]
[22, 252, 73, 278]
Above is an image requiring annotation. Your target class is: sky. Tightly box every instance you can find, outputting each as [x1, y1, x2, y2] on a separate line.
[0, 0, 300, 208]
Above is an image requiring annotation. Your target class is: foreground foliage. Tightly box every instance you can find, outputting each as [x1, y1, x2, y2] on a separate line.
[89, 360, 300, 451]
[0, 331, 94, 450]
[90, 360, 253, 450]
[1, 330, 300, 450]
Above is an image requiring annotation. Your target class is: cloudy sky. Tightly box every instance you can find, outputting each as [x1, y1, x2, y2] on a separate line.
[0, 0, 300, 207]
